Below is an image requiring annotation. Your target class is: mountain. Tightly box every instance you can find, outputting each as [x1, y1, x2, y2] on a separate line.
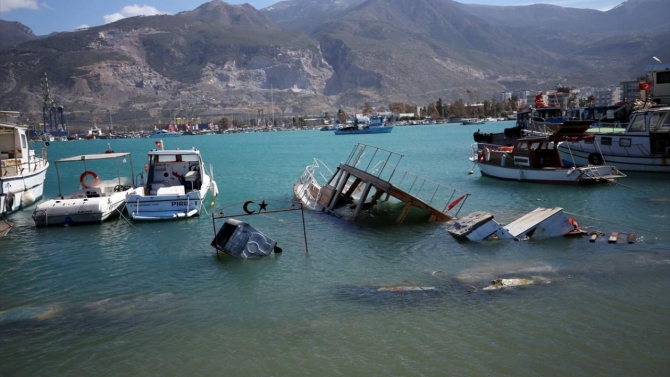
[0, 20, 38, 50]
[0, 0, 668, 128]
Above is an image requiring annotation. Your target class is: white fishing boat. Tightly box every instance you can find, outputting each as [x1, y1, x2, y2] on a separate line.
[1, 111, 49, 217]
[32, 152, 135, 226]
[150, 128, 181, 138]
[470, 121, 626, 185]
[126, 143, 218, 220]
[558, 106, 670, 173]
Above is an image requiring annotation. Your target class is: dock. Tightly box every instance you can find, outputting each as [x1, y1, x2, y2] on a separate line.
[311, 144, 469, 224]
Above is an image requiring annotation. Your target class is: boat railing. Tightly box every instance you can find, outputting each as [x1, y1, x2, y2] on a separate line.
[588, 122, 627, 133]
[344, 143, 404, 182]
[295, 158, 334, 210]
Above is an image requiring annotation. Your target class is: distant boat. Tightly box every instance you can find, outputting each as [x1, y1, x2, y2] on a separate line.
[461, 118, 486, 125]
[0, 111, 49, 217]
[150, 128, 181, 138]
[84, 124, 104, 139]
[334, 115, 393, 135]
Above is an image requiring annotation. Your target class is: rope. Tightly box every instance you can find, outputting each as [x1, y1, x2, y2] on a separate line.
[564, 211, 669, 237]
[115, 207, 137, 227]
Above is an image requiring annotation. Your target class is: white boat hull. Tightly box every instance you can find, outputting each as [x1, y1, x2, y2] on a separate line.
[558, 140, 670, 173]
[126, 178, 210, 220]
[475, 159, 623, 185]
[32, 192, 128, 226]
[1, 164, 48, 216]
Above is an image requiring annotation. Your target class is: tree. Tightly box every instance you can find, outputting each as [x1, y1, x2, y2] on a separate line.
[337, 108, 347, 124]
[436, 98, 443, 118]
[363, 102, 373, 115]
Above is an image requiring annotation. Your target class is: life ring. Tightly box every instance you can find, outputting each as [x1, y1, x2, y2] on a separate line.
[79, 171, 100, 188]
[587, 153, 603, 165]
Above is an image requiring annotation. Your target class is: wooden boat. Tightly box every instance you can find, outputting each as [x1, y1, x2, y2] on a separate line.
[470, 121, 626, 185]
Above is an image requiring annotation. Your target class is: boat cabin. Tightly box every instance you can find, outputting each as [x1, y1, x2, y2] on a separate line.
[144, 150, 203, 195]
[625, 107, 670, 154]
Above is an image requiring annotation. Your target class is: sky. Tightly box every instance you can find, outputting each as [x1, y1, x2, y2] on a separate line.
[1, 0, 624, 36]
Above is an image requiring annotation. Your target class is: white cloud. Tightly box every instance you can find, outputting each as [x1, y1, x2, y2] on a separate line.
[76, 24, 90, 30]
[0, 0, 39, 13]
[103, 4, 170, 24]
[41, 2, 54, 10]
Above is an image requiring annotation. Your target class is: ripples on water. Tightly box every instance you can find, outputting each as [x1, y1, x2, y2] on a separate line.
[1, 124, 669, 376]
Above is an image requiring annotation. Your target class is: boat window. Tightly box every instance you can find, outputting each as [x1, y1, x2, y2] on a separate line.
[181, 154, 199, 162]
[530, 142, 541, 150]
[601, 137, 612, 146]
[658, 113, 670, 131]
[627, 114, 646, 132]
[648, 113, 664, 131]
[516, 143, 529, 151]
[157, 154, 177, 162]
[620, 138, 632, 147]
[657, 71, 670, 85]
[21, 134, 27, 148]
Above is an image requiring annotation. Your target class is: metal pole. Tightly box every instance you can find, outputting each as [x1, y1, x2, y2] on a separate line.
[301, 203, 308, 253]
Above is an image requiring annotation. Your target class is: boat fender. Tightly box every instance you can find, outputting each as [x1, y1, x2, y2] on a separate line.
[4, 192, 14, 212]
[587, 153, 603, 166]
[21, 190, 35, 205]
[210, 180, 219, 197]
[566, 167, 575, 176]
[144, 164, 149, 172]
[79, 171, 100, 188]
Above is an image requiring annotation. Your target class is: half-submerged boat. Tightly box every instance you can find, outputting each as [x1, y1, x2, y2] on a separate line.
[470, 121, 626, 185]
[558, 106, 670, 173]
[448, 207, 583, 241]
[1, 111, 49, 217]
[126, 144, 218, 220]
[334, 115, 393, 135]
[32, 152, 135, 226]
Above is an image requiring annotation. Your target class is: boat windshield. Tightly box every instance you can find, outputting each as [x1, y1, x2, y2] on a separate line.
[628, 114, 647, 132]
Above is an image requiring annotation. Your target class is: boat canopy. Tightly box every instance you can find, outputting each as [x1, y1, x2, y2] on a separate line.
[147, 149, 201, 156]
[56, 152, 131, 163]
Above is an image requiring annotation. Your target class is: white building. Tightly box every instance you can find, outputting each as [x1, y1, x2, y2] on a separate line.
[593, 87, 621, 106]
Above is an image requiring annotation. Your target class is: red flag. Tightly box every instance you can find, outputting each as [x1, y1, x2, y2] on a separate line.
[638, 82, 651, 91]
[447, 194, 467, 211]
[155, 140, 163, 149]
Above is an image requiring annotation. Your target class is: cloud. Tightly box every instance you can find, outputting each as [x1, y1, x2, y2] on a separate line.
[103, 4, 170, 24]
[41, 2, 54, 10]
[0, 0, 39, 13]
[76, 24, 90, 30]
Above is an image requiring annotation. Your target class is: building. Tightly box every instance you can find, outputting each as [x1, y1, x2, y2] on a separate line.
[619, 80, 641, 103]
[593, 87, 621, 106]
[493, 91, 512, 103]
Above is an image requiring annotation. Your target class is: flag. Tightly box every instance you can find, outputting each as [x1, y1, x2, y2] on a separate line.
[447, 194, 467, 211]
[155, 140, 163, 150]
[638, 82, 651, 91]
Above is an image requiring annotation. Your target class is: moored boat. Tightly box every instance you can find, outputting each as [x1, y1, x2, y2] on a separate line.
[558, 106, 670, 173]
[32, 152, 135, 226]
[470, 121, 626, 185]
[150, 128, 181, 138]
[334, 115, 393, 135]
[1, 111, 49, 217]
[125, 142, 218, 220]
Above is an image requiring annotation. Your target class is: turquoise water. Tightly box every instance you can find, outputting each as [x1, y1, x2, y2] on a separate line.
[2, 123, 669, 376]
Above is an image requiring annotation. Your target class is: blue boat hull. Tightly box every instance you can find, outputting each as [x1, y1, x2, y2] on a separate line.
[334, 126, 394, 135]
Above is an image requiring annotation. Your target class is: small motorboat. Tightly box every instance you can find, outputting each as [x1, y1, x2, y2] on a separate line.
[32, 152, 135, 226]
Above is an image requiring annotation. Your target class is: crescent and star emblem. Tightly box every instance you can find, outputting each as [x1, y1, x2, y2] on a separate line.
[243, 200, 269, 214]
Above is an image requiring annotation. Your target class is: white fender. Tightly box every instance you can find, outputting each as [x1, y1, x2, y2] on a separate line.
[21, 190, 36, 205]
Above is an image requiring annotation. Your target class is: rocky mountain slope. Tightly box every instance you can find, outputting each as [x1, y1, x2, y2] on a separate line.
[0, 0, 667, 128]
